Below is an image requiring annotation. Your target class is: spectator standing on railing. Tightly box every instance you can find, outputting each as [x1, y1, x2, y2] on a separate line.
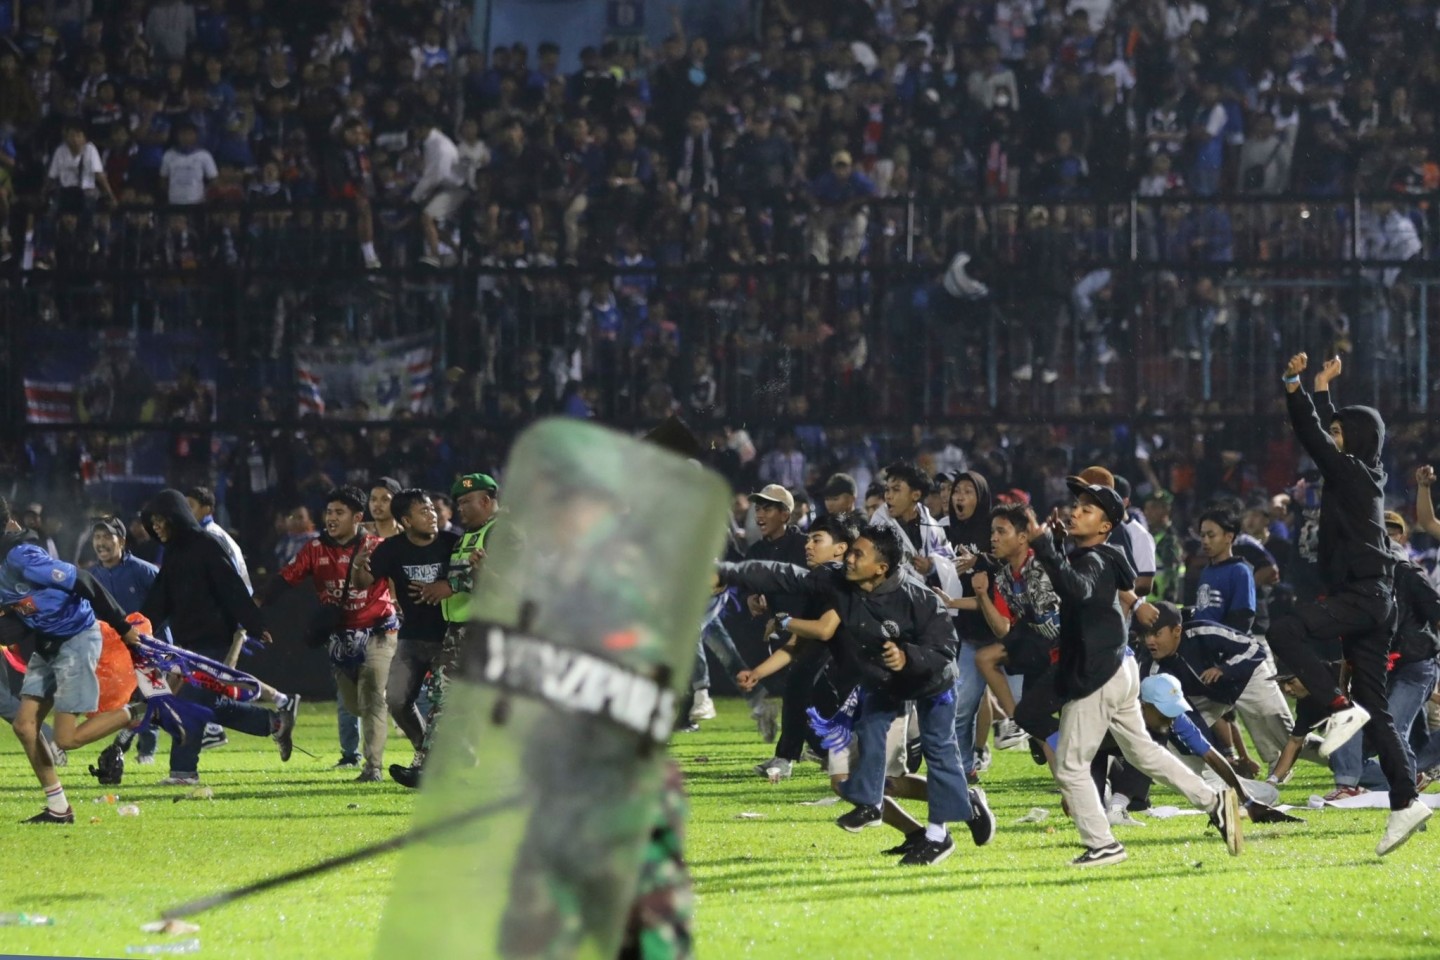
[807, 149, 874, 264]
[411, 116, 465, 268]
[324, 116, 381, 269]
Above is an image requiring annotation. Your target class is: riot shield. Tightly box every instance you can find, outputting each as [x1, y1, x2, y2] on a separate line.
[374, 418, 728, 960]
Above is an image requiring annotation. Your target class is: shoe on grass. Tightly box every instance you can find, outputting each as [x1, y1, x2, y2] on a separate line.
[967, 788, 995, 847]
[1210, 788, 1243, 856]
[836, 804, 883, 833]
[1070, 843, 1127, 867]
[23, 807, 74, 825]
[273, 694, 300, 762]
[689, 689, 717, 722]
[1377, 800, 1432, 857]
[899, 833, 955, 866]
[882, 830, 924, 856]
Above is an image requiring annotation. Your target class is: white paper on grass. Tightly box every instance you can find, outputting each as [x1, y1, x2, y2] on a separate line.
[1316, 792, 1440, 811]
[798, 796, 841, 807]
[1145, 806, 1207, 819]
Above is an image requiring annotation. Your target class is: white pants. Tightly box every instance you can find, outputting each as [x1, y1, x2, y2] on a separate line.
[1057, 657, 1219, 850]
[1193, 669, 1294, 769]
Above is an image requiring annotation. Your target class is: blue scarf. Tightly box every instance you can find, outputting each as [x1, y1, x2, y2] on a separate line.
[807, 685, 864, 752]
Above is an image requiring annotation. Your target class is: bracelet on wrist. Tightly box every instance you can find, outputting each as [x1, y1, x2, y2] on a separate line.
[1282, 374, 1300, 385]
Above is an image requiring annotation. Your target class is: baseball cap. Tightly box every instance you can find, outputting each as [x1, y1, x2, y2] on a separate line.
[1138, 600, 1183, 635]
[1113, 474, 1132, 503]
[1147, 489, 1175, 506]
[91, 516, 127, 540]
[751, 483, 796, 513]
[1077, 465, 1115, 488]
[832, 149, 853, 167]
[822, 473, 858, 498]
[1384, 510, 1408, 534]
[1140, 673, 1192, 719]
[451, 473, 499, 498]
[1065, 476, 1126, 526]
[374, 476, 402, 495]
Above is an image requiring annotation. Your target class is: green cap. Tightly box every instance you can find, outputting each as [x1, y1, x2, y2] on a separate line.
[451, 473, 498, 498]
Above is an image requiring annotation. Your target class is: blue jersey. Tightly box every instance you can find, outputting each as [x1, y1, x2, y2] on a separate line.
[0, 544, 96, 639]
[1169, 712, 1214, 758]
[1195, 557, 1255, 624]
[91, 553, 159, 615]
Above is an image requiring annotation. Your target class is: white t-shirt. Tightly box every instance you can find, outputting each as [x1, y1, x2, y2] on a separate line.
[48, 142, 105, 190]
[1124, 517, 1157, 577]
[160, 148, 218, 205]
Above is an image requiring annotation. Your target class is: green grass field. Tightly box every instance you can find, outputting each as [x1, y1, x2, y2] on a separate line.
[0, 699, 1437, 960]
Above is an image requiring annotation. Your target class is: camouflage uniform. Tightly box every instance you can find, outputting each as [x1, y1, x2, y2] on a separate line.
[617, 761, 695, 960]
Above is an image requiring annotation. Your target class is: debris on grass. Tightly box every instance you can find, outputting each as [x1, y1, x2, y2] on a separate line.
[1016, 808, 1050, 824]
[140, 920, 201, 935]
[735, 812, 766, 820]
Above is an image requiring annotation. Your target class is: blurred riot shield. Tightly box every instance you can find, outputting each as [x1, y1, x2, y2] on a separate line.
[374, 418, 728, 960]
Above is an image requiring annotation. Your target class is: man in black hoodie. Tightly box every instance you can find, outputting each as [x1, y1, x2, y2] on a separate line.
[139, 489, 295, 786]
[1032, 478, 1240, 868]
[1270, 354, 1430, 856]
[715, 523, 995, 866]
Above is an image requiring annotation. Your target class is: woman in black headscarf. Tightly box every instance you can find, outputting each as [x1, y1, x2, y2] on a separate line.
[945, 470, 993, 555]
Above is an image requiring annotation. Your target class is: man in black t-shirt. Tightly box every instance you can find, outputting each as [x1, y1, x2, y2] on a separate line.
[352, 489, 458, 758]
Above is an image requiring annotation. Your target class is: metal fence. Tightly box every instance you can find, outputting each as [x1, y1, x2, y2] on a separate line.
[4, 195, 1438, 438]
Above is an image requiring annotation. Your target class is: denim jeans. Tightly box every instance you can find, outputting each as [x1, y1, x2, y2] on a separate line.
[845, 689, 974, 825]
[1331, 658, 1436, 788]
[337, 700, 361, 762]
[169, 685, 275, 777]
[952, 642, 988, 775]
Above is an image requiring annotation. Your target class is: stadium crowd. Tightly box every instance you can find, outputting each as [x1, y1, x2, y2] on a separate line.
[3, 355, 1440, 874]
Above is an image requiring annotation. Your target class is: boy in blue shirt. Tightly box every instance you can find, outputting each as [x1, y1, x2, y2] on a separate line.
[1195, 508, 1257, 632]
[1, 498, 143, 823]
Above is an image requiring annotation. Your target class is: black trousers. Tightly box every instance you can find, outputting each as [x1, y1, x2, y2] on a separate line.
[774, 645, 829, 763]
[1268, 581, 1418, 810]
[1013, 664, 1066, 742]
[1091, 745, 1156, 810]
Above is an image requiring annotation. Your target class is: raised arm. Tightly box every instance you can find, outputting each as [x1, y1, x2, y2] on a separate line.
[1029, 515, 1102, 602]
[1416, 467, 1440, 539]
[1283, 353, 1348, 476]
[716, 560, 824, 599]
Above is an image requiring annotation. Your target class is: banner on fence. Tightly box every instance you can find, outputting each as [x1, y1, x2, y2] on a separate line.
[293, 335, 434, 419]
[23, 330, 219, 427]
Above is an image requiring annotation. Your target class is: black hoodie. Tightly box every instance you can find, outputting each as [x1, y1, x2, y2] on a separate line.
[945, 470, 994, 643]
[1032, 532, 1136, 700]
[1285, 388, 1394, 588]
[139, 489, 266, 653]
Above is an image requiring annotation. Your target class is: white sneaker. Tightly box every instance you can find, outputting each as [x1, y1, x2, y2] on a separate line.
[689, 689, 717, 722]
[364, 255, 382, 270]
[1377, 800, 1432, 857]
[1041, 368, 1060, 384]
[1107, 805, 1146, 828]
[1317, 704, 1371, 759]
[158, 776, 202, 787]
[995, 719, 1028, 750]
[1011, 364, 1034, 382]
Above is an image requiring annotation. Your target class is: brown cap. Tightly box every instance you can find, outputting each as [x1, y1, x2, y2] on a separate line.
[831, 149, 853, 167]
[751, 484, 796, 513]
[1384, 510, 1407, 534]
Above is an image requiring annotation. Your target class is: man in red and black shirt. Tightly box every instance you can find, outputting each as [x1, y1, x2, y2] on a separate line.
[259, 486, 397, 782]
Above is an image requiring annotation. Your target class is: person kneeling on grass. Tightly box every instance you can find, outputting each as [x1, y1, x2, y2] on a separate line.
[717, 522, 994, 866]
[1030, 478, 1242, 867]
[1092, 673, 1303, 827]
[1, 497, 145, 824]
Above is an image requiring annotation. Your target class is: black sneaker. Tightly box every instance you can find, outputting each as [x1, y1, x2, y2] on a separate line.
[899, 832, 955, 866]
[200, 726, 228, 751]
[335, 756, 361, 770]
[1029, 737, 1048, 766]
[273, 695, 300, 763]
[1070, 843, 1127, 867]
[906, 737, 924, 774]
[881, 830, 925, 856]
[89, 742, 125, 786]
[835, 804, 884, 833]
[390, 763, 422, 789]
[967, 787, 995, 847]
[1209, 788, 1243, 856]
[23, 806, 74, 825]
